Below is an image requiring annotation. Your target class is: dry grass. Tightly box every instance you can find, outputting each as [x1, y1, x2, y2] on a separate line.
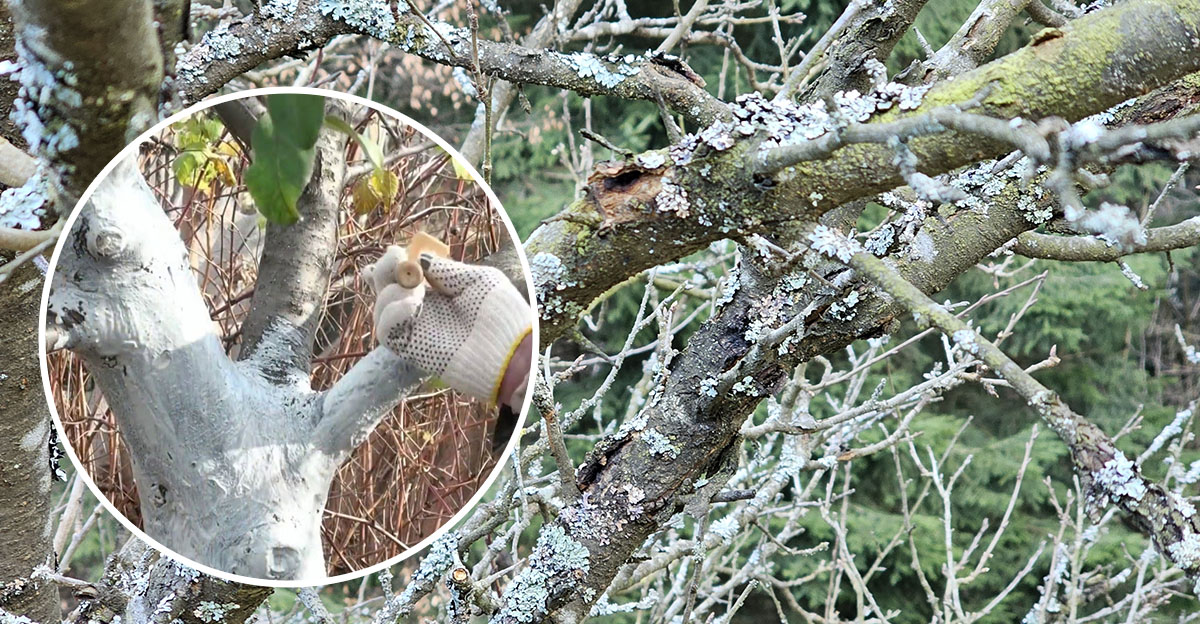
[48, 102, 514, 576]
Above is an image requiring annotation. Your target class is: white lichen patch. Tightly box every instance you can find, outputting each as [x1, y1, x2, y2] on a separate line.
[192, 602, 240, 623]
[564, 52, 640, 89]
[319, 0, 402, 41]
[1094, 451, 1147, 504]
[827, 291, 860, 321]
[396, 532, 456, 605]
[636, 151, 667, 170]
[495, 525, 590, 623]
[642, 429, 679, 460]
[668, 82, 930, 168]
[948, 157, 1051, 222]
[709, 514, 740, 545]
[1145, 407, 1192, 460]
[451, 67, 478, 98]
[807, 225, 861, 263]
[530, 251, 567, 293]
[656, 176, 690, 217]
[951, 327, 981, 354]
[731, 375, 756, 395]
[3, 45, 82, 166]
[260, 0, 301, 19]
[529, 251, 580, 321]
[1166, 533, 1200, 568]
[909, 230, 937, 263]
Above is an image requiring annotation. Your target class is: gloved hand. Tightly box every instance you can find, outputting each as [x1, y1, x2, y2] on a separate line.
[364, 246, 533, 408]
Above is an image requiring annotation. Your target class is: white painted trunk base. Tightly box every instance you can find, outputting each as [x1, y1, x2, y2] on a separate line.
[48, 160, 420, 580]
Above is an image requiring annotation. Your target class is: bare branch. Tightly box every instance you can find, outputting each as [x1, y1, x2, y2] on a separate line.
[845, 235, 1200, 581]
[0, 136, 35, 188]
[1014, 216, 1200, 260]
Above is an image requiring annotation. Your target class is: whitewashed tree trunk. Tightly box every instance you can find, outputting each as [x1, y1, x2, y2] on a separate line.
[47, 133, 422, 580]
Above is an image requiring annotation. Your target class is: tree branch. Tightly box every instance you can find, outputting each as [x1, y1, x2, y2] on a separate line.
[0, 261, 59, 624]
[237, 108, 346, 376]
[0, 136, 35, 188]
[176, 0, 726, 128]
[312, 347, 422, 460]
[458, 0, 587, 164]
[7, 0, 163, 206]
[798, 0, 929, 100]
[1014, 216, 1200, 260]
[528, 0, 1200, 343]
[491, 72, 1200, 623]
[918, 0, 1035, 82]
[845, 238, 1200, 581]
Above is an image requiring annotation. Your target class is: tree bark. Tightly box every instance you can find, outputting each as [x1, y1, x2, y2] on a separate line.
[0, 262, 60, 624]
[7, 0, 163, 206]
[498, 70, 1200, 624]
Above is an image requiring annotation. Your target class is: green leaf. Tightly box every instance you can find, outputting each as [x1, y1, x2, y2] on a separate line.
[324, 115, 384, 171]
[267, 94, 325, 149]
[322, 115, 356, 136]
[245, 113, 316, 225]
[451, 154, 473, 180]
[350, 169, 400, 215]
[173, 151, 205, 189]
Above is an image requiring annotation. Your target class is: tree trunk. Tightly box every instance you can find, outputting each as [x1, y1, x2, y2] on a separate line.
[47, 130, 422, 580]
[0, 262, 60, 624]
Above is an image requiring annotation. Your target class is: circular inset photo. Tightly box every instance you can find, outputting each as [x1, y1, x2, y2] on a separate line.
[39, 88, 536, 585]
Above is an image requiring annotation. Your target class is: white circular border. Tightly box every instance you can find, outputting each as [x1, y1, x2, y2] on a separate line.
[37, 86, 539, 589]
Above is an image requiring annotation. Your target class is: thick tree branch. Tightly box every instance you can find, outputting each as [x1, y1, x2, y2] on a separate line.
[48, 157, 423, 580]
[68, 538, 272, 624]
[0, 262, 59, 624]
[176, 0, 726, 128]
[799, 0, 929, 100]
[918, 0, 1034, 82]
[7, 0, 163, 206]
[528, 0, 1200, 343]
[493, 73, 1200, 623]
[238, 112, 347, 376]
[313, 347, 421, 460]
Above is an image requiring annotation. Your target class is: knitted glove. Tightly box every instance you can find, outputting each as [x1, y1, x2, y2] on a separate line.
[367, 248, 532, 406]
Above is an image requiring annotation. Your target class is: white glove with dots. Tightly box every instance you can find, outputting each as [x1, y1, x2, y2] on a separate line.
[364, 246, 532, 407]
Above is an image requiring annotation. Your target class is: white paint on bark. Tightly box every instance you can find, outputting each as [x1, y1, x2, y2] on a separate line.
[47, 157, 421, 581]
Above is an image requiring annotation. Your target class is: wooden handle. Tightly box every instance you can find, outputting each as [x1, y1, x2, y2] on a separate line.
[390, 232, 449, 289]
[408, 231, 450, 260]
[395, 260, 423, 289]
